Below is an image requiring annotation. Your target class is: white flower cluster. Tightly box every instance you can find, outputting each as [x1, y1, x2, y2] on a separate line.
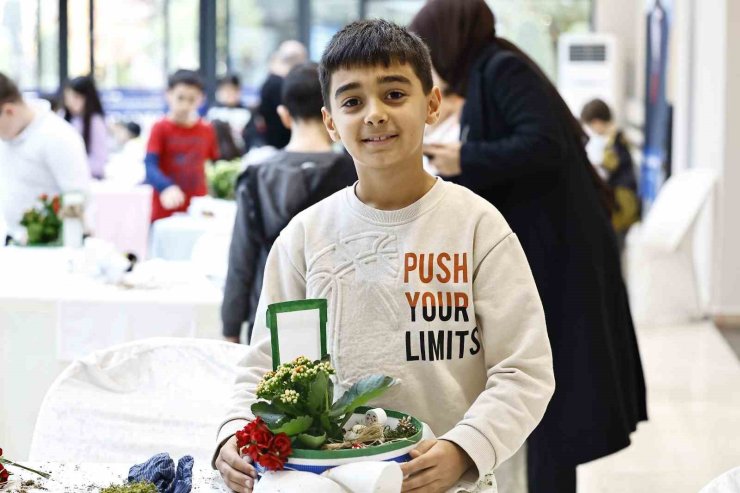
[280, 389, 300, 404]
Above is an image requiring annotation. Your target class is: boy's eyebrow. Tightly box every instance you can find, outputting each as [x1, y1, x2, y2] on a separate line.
[377, 75, 412, 86]
[334, 82, 361, 99]
[333, 74, 413, 99]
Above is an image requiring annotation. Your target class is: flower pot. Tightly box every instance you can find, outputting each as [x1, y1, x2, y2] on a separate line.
[255, 407, 423, 476]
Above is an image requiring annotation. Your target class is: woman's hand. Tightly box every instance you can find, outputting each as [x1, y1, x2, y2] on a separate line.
[400, 439, 474, 492]
[215, 435, 257, 492]
[423, 142, 462, 177]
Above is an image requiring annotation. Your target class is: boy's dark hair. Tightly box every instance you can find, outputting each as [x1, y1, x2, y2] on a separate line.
[282, 62, 324, 121]
[125, 121, 142, 138]
[0, 72, 22, 106]
[581, 98, 613, 124]
[318, 19, 433, 109]
[217, 73, 241, 88]
[168, 69, 205, 91]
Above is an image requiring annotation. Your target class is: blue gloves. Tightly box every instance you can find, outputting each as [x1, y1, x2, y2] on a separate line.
[128, 453, 194, 493]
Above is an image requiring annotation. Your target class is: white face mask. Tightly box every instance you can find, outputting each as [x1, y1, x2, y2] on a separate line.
[586, 134, 608, 166]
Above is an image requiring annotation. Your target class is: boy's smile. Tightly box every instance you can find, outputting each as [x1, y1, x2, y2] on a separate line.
[322, 61, 441, 171]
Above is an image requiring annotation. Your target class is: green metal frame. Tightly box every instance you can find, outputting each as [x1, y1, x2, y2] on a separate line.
[266, 299, 328, 370]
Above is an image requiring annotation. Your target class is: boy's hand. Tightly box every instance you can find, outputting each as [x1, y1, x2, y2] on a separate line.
[423, 142, 462, 177]
[215, 434, 257, 492]
[400, 439, 474, 492]
[160, 185, 186, 210]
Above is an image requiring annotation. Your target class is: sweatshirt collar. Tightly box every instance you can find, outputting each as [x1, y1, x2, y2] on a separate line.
[344, 177, 448, 225]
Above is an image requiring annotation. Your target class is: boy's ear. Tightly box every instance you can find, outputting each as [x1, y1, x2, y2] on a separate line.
[425, 86, 443, 126]
[321, 107, 341, 142]
[276, 105, 292, 130]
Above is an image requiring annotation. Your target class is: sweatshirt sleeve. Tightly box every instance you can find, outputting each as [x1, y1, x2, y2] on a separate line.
[212, 233, 307, 468]
[440, 233, 554, 480]
[221, 173, 258, 338]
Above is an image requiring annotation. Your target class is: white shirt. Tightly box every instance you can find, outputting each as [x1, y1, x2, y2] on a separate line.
[0, 100, 91, 236]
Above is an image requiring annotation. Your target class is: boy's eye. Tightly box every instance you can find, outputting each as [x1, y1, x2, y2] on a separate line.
[341, 98, 360, 108]
[387, 91, 406, 100]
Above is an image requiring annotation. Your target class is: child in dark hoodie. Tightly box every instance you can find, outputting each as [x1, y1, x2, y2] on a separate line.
[221, 62, 356, 343]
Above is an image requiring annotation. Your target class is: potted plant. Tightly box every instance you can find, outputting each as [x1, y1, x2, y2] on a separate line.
[237, 355, 422, 475]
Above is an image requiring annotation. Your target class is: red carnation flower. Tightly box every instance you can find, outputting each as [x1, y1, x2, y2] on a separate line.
[251, 427, 273, 449]
[0, 464, 9, 483]
[39, 194, 48, 202]
[256, 452, 286, 471]
[272, 434, 292, 457]
[51, 197, 61, 215]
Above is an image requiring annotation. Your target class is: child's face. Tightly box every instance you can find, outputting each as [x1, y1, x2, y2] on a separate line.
[166, 84, 204, 122]
[322, 61, 441, 172]
[64, 88, 85, 116]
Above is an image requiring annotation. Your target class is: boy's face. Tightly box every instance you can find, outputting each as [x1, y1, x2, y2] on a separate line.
[0, 103, 22, 141]
[322, 61, 441, 171]
[166, 84, 204, 121]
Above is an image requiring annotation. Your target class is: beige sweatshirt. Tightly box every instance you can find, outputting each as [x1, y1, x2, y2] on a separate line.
[215, 178, 554, 479]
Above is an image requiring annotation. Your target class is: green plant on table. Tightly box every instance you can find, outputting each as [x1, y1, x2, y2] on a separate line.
[206, 160, 241, 200]
[19, 194, 62, 245]
[252, 355, 396, 450]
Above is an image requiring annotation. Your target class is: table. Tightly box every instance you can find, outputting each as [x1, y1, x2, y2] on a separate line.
[89, 181, 153, 259]
[0, 247, 223, 461]
[149, 199, 236, 261]
[1, 463, 228, 492]
[2, 463, 495, 492]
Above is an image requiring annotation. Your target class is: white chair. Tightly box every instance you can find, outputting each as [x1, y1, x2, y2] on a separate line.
[29, 337, 250, 464]
[626, 168, 716, 327]
[700, 467, 740, 493]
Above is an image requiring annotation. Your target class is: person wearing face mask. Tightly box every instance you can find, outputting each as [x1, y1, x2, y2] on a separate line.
[581, 99, 640, 251]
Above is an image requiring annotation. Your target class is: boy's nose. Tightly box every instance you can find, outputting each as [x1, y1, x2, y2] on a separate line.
[363, 101, 388, 126]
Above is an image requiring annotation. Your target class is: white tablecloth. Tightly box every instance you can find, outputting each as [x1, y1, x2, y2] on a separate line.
[0, 247, 223, 461]
[88, 181, 153, 259]
[149, 199, 236, 261]
[3, 463, 494, 492]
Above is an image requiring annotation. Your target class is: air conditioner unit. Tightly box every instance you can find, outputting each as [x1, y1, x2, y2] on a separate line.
[557, 33, 622, 120]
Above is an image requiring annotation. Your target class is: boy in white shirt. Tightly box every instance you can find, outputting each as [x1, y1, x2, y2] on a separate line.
[214, 20, 554, 493]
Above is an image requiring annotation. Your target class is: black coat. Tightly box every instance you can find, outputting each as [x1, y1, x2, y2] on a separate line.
[454, 42, 647, 465]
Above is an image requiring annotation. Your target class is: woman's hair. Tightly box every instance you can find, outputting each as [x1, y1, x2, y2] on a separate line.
[410, 0, 614, 213]
[63, 75, 105, 155]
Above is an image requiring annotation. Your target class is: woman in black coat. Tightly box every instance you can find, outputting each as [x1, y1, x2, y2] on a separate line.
[410, 1, 647, 492]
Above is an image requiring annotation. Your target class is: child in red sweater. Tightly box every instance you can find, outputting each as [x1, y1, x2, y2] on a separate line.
[145, 69, 219, 222]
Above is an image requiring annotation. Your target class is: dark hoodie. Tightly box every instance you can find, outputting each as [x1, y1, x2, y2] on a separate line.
[221, 150, 357, 340]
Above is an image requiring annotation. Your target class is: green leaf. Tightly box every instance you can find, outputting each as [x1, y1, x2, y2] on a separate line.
[296, 432, 327, 449]
[271, 415, 313, 436]
[251, 401, 286, 425]
[329, 375, 397, 419]
[307, 371, 328, 413]
[327, 378, 334, 407]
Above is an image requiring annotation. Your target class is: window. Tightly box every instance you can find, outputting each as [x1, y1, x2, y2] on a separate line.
[364, 0, 424, 25]
[0, 0, 59, 92]
[93, 0, 166, 89]
[226, 0, 300, 93]
[309, 0, 360, 60]
[487, 0, 592, 80]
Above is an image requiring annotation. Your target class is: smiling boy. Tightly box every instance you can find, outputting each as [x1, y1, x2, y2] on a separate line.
[214, 20, 554, 493]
